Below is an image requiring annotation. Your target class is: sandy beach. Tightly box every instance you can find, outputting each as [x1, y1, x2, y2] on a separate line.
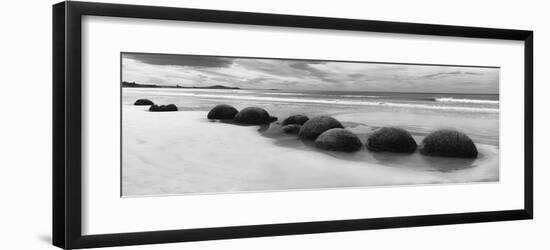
[122, 88, 499, 196]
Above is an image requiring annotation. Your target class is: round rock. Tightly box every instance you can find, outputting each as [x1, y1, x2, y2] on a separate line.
[233, 107, 273, 125]
[268, 116, 278, 123]
[366, 127, 417, 153]
[134, 99, 154, 106]
[419, 129, 478, 158]
[282, 115, 309, 126]
[281, 124, 302, 134]
[207, 104, 238, 120]
[298, 116, 344, 140]
[149, 104, 178, 112]
[314, 128, 362, 152]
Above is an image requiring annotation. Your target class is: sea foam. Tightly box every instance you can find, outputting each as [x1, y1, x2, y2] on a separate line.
[435, 97, 499, 104]
[140, 91, 499, 113]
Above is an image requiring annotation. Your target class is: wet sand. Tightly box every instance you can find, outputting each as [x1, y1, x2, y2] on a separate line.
[122, 105, 499, 196]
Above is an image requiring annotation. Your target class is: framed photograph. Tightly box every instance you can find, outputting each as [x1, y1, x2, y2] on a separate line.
[53, 1, 533, 249]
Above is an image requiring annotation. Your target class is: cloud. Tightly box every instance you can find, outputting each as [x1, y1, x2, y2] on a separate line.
[348, 73, 366, 78]
[420, 70, 487, 79]
[289, 61, 328, 78]
[123, 53, 233, 68]
[146, 76, 170, 85]
[122, 54, 499, 93]
[464, 72, 485, 75]
[234, 59, 296, 78]
[422, 71, 462, 79]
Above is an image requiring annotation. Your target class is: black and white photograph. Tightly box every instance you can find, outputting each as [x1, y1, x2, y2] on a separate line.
[0, 0, 542, 249]
[121, 52, 500, 196]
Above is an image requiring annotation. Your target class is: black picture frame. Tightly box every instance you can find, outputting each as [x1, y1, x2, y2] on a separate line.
[53, 1, 533, 249]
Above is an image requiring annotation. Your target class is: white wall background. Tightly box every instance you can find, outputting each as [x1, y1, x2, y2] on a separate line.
[0, 0, 547, 249]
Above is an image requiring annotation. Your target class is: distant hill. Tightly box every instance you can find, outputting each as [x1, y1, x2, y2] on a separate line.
[122, 81, 240, 89]
[122, 81, 158, 88]
[195, 85, 241, 89]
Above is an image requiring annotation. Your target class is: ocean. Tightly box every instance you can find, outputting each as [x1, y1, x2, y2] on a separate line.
[129, 88, 498, 112]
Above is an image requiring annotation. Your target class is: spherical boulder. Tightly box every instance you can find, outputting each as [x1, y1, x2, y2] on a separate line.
[282, 115, 309, 126]
[134, 99, 154, 106]
[281, 124, 302, 134]
[207, 104, 238, 120]
[149, 104, 178, 112]
[233, 107, 274, 125]
[314, 128, 362, 152]
[419, 129, 478, 158]
[298, 116, 344, 140]
[366, 127, 417, 153]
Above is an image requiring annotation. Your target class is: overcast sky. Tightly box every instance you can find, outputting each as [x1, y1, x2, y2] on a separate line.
[122, 53, 499, 94]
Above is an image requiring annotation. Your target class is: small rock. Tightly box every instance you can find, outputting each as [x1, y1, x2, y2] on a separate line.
[134, 99, 154, 105]
[281, 124, 302, 134]
[282, 115, 309, 126]
[149, 104, 178, 112]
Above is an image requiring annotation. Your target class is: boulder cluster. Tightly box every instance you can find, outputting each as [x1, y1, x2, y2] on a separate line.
[141, 101, 479, 159]
[281, 124, 302, 134]
[206, 104, 277, 125]
[133, 99, 178, 112]
[294, 115, 477, 158]
[280, 115, 310, 134]
[149, 104, 178, 112]
[298, 116, 344, 140]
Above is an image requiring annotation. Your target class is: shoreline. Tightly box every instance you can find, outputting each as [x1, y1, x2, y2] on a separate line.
[124, 88, 499, 114]
[123, 87, 499, 146]
[122, 107, 499, 196]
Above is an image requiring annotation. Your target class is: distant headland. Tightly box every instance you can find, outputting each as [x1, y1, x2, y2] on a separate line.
[122, 81, 241, 90]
